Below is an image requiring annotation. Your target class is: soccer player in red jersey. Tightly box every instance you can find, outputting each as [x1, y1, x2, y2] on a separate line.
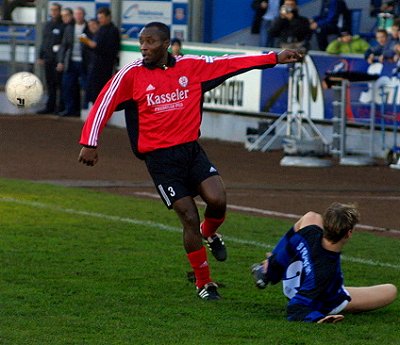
[78, 21, 303, 300]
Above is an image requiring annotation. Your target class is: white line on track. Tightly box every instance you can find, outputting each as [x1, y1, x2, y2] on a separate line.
[1, 196, 399, 270]
[134, 192, 400, 234]
[228, 191, 400, 202]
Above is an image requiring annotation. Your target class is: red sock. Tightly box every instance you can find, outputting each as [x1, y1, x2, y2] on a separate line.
[200, 215, 225, 238]
[187, 246, 212, 288]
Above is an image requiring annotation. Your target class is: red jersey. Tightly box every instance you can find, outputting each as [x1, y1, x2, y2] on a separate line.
[80, 52, 277, 155]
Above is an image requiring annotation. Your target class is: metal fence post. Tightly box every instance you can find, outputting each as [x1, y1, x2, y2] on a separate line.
[34, 0, 47, 76]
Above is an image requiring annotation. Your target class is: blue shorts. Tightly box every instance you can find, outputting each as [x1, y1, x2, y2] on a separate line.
[144, 141, 219, 209]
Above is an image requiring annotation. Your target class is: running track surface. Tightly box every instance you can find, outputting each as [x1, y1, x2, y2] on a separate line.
[1, 115, 399, 237]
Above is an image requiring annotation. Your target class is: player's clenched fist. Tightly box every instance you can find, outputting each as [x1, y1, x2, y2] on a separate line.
[78, 147, 99, 166]
[277, 49, 304, 64]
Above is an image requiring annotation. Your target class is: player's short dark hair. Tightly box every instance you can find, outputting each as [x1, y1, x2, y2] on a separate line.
[323, 202, 360, 243]
[144, 22, 171, 41]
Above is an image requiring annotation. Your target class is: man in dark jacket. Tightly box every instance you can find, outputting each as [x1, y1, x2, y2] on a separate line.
[251, 0, 268, 34]
[80, 7, 120, 103]
[56, 7, 90, 117]
[269, 0, 311, 49]
[36, 2, 64, 114]
[310, 0, 341, 51]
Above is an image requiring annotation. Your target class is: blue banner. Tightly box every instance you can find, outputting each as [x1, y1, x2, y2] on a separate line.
[261, 52, 400, 125]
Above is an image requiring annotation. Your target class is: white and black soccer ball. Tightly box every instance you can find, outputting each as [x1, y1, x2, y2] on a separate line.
[5, 72, 44, 108]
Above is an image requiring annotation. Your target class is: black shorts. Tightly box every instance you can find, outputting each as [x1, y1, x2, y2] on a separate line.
[144, 141, 220, 209]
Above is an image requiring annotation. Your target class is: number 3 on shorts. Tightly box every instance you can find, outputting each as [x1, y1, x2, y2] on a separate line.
[168, 186, 176, 197]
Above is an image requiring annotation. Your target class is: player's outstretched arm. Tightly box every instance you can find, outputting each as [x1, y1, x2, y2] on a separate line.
[277, 50, 304, 64]
[78, 146, 99, 166]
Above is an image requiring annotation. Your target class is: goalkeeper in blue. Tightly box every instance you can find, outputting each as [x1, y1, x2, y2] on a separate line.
[251, 202, 397, 323]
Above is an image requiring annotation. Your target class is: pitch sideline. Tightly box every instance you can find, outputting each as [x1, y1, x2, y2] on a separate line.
[1, 196, 399, 270]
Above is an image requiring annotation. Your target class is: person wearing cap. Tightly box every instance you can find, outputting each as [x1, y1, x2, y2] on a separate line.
[326, 31, 370, 55]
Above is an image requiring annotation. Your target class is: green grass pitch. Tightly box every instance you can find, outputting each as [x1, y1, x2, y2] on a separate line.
[0, 178, 399, 344]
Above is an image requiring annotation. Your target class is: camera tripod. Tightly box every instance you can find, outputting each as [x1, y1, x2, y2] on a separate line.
[248, 55, 330, 165]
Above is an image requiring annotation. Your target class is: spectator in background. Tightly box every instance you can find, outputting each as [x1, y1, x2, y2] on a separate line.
[82, 18, 99, 109]
[59, 7, 73, 29]
[377, 1, 397, 32]
[370, 0, 383, 17]
[87, 18, 99, 37]
[56, 7, 90, 117]
[259, 0, 282, 47]
[390, 18, 400, 42]
[36, 2, 65, 115]
[393, 0, 400, 17]
[251, 0, 268, 34]
[393, 41, 400, 65]
[269, 0, 311, 50]
[80, 7, 120, 104]
[370, 0, 400, 18]
[380, 0, 399, 17]
[170, 37, 183, 56]
[394, 18, 400, 62]
[310, 0, 341, 51]
[365, 28, 397, 63]
[326, 31, 370, 54]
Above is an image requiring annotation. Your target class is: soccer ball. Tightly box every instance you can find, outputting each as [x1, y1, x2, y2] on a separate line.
[5, 72, 44, 108]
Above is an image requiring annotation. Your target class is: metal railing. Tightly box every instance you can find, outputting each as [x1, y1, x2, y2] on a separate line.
[0, 21, 36, 82]
[331, 79, 377, 166]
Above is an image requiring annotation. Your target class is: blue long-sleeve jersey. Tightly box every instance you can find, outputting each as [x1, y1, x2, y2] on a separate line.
[266, 225, 351, 322]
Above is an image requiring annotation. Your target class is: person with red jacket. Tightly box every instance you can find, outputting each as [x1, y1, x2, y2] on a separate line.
[78, 21, 302, 300]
